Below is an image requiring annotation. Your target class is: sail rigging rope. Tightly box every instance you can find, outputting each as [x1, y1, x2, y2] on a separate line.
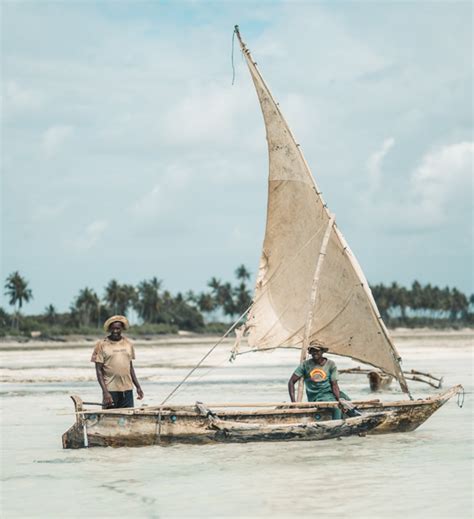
[231, 26, 237, 85]
[160, 305, 251, 405]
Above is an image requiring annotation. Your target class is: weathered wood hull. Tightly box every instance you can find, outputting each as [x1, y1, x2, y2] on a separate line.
[62, 385, 462, 449]
[63, 412, 388, 448]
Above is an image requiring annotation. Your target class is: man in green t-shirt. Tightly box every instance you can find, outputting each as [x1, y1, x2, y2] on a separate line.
[288, 343, 350, 419]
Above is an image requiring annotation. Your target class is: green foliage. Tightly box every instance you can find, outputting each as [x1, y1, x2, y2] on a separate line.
[2, 270, 473, 338]
[104, 280, 137, 316]
[369, 281, 472, 326]
[4, 271, 33, 331]
[199, 266, 253, 322]
[204, 322, 230, 334]
[135, 277, 162, 323]
[0, 307, 10, 330]
[4, 271, 33, 309]
[71, 287, 101, 328]
[44, 304, 57, 325]
[129, 323, 179, 335]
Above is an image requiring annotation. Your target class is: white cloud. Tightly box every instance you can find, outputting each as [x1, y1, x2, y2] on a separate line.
[163, 83, 247, 147]
[4, 81, 43, 112]
[41, 125, 74, 158]
[361, 141, 473, 233]
[131, 184, 162, 219]
[410, 141, 473, 227]
[129, 164, 192, 221]
[69, 220, 109, 251]
[366, 138, 395, 194]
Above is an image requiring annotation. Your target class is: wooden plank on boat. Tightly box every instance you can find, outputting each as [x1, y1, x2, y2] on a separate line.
[208, 412, 390, 443]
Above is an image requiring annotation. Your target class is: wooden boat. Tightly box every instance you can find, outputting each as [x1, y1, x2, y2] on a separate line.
[63, 28, 462, 448]
[63, 386, 461, 448]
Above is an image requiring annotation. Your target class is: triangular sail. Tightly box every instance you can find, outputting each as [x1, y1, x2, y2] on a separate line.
[235, 29, 409, 394]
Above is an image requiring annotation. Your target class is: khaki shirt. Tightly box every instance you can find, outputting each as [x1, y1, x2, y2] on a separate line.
[91, 336, 136, 392]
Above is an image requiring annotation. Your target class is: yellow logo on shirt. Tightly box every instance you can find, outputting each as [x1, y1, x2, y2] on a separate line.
[309, 368, 327, 382]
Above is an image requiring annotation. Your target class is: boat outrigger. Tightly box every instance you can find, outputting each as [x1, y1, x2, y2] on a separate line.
[339, 367, 444, 392]
[63, 27, 462, 448]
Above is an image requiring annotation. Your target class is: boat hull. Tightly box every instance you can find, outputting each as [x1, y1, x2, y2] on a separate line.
[62, 412, 388, 448]
[62, 385, 462, 449]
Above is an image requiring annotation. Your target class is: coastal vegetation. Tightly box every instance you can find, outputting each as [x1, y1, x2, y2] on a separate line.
[1, 268, 472, 338]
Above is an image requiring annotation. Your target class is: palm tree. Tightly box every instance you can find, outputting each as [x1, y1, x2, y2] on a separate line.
[0, 307, 10, 330]
[105, 281, 137, 316]
[440, 286, 452, 320]
[74, 287, 100, 327]
[44, 304, 57, 325]
[197, 293, 215, 313]
[235, 265, 251, 282]
[207, 277, 221, 294]
[219, 282, 237, 319]
[196, 293, 215, 322]
[371, 283, 390, 321]
[4, 271, 33, 330]
[135, 277, 162, 323]
[233, 281, 252, 316]
[104, 279, 121, 314]
[410, 281, 423, 318]
[184, 290, 198, 306]
[117, 284, 138, 316]
[450, 288, 468, 321]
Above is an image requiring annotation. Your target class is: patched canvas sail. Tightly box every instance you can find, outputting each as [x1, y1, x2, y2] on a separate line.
[235, 29, 409, 394]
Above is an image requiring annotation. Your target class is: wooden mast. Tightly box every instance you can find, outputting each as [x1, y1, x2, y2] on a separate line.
[296, 215, 335, 401]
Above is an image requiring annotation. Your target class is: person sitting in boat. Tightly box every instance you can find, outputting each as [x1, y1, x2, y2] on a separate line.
[91, 315, 144, 409]
[288, 343, 350, 419]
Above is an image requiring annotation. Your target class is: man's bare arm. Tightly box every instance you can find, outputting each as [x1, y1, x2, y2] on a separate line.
[95, 363, 113, 406]
[331, 380, 341, 401]
[130, 362, 144, 400]
[288, 373, 302, 402]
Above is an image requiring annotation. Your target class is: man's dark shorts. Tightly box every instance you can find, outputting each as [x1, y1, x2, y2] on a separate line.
[106, 390, 134, 409]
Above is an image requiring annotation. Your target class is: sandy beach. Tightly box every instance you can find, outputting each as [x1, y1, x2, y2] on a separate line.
[1, 327, 472, 351]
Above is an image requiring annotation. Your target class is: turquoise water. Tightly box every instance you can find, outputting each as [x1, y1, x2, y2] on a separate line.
[1, 333, 472, 518]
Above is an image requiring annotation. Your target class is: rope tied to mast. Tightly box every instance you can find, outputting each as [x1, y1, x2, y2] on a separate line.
[231, 25, 239, 85]
[160, 305, 252, 405]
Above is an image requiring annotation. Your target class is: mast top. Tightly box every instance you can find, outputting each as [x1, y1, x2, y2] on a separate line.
[234, 25, 247, 52]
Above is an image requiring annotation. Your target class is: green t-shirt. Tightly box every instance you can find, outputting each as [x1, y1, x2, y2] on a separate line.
[294, 358, 339, 402]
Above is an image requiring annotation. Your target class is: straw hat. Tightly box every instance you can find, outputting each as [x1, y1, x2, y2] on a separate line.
[103, 315, 129, 332]
[308, 341, 328, 353]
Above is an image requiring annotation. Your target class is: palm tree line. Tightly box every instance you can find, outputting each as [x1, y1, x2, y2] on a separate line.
[1, 266, 253, 335]
[1, 269, 473, 335]
[371, 281, 472, 323]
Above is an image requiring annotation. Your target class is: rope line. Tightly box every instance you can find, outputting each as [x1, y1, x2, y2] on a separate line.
[160, 305, 251, 405]
[231, 26, 237, 85]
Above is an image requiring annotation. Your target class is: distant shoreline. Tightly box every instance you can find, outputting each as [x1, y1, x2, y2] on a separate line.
[0, 328, 472, 351]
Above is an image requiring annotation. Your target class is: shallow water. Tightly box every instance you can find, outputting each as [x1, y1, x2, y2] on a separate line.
[1, 334, 473, 518]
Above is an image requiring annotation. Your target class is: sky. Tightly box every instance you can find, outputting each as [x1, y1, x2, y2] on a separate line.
[1, 0, 473, 315]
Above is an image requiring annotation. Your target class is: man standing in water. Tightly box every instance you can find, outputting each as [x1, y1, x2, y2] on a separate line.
[91, 315, 144, 408]
[288, 343, 350, 419]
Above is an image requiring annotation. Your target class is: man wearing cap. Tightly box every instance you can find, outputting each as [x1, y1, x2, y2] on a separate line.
[288, 343, 349, 419]
[91, 315, 144, 408]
